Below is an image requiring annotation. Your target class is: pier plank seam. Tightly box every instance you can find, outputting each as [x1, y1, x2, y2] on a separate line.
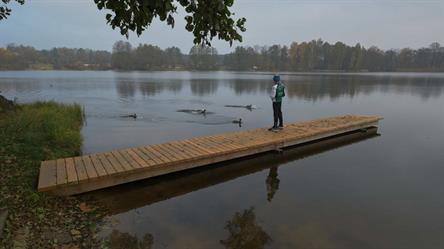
[38, 115, 382, 195]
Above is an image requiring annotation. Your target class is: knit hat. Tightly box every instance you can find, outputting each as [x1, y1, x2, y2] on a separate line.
[273, 75, 280, 82]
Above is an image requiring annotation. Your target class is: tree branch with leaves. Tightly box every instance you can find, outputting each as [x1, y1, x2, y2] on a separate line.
[0, 0, 246, 46]
[0, 0, 24, 20]
[94, 0, 246, 46]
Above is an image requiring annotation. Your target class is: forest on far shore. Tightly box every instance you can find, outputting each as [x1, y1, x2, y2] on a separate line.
[1, 39, 443, 72]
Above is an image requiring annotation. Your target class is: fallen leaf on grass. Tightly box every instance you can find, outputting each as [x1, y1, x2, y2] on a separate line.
[78, 203, 94, 213]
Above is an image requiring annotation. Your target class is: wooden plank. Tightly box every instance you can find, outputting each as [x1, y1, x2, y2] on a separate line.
[206, 135, 239, 151]
[82, 155, 98, 179]
[123, 149, 147, 168]
[171, 141, 202, 157]
[111, 151, 133, 171]
[204, 136, 234, 150]
[183, 140, 216, 155]
[141, 146, 169, 164]
[65, 158, 78, 184]
[163, 142, 192, 160]
[103, 152, 125, 173]
[120, 150, 146, 169]
[127, 148, 155, 167]
[118, 150, 142, 169]
[158, 143, 185, 160]
[73, 157, 88, 182]
[177, 140, 208, 156]
[134, 148, 157, 166]
[203, 137, 231, 152]
[210, 135, 243, 149]
[38, 160, 57, 190]
[190, 137, 225, 153]
[98, 153, 118, 174]
[56, 158, 67, 185]
[186, 137, 208, 149]
[136, 147, 163, 165]
[151, 144, 180, 161]
[90, 154, 108, 177]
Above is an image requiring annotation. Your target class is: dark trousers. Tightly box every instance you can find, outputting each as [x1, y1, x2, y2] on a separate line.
[272, 101, 283, 127]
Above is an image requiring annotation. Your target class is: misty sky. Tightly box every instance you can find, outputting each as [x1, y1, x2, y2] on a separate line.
[1, 0, 443, 54]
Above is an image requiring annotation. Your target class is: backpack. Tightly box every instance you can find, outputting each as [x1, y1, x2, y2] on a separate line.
[275, 84, 285, 100]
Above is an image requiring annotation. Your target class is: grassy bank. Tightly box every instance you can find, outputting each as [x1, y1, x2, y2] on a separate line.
[0, 101, 104, 248]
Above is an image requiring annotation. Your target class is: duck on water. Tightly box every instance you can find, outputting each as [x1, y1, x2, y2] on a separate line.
[224, 104, 257, 111]
[177, 109, 207, 115]
[120, 113, 138, 119]
[232, 118, 242, 127]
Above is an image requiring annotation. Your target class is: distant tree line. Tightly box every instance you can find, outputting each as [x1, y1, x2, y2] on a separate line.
[0, 44, 111, 70]
[224, 40, 444, 72]
[1, 40, 443, 72]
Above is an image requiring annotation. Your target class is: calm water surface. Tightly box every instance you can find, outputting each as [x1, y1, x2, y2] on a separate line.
[1, 71, 443, 249]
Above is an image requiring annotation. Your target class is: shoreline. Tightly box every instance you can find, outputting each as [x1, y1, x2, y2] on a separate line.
[1, 69, 444, 74]
[0, 99, 105, 248]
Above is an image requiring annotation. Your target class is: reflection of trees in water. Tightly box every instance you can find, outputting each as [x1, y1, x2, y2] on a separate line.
[382, 76, 444, 100]
[220, 207, 272, 249]
[138, 82, 159, 96]
[285, 76, 367, 101]
[116, 80, 183, 97]
[138, 80, 183, 96]
[0, 79, 38, 92]
[284, 222, 339, 249]
[115, 80, 136, 98]
[165, 81, 182, 93]
[190, 79, 219, 96]
[266, 166, 280, 202]
[106, 229, 153, 249]
[225, 79, 270, 95]
[224, 75, 444, 101]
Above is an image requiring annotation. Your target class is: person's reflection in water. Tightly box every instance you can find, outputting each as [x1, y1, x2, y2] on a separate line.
[220, 207, 272, 249]
[266, 166, 280, 202]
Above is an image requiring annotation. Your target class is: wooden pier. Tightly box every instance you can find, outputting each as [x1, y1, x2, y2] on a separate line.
[38, 115, 382, 195]
[93, 127, 379, 215]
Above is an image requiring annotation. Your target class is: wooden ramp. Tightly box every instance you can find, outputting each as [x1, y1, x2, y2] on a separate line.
[38, 115, 382, 195]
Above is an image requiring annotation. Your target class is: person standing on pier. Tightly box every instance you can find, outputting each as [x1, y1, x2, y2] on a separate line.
[269, 75, 285, 131]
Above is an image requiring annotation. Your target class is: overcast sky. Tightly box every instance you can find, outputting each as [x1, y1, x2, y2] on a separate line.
[1, 0, 443, 54]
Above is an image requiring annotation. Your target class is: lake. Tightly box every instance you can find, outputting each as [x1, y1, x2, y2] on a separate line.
[1, 71, 443, 249]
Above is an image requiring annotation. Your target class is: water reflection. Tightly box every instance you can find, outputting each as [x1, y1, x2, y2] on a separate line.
[4, 71, 441, 248]
[190, 79, 219, 96]
[105, 230, 153, 249]
[137, 80, 183, 97]
[266, 166, 280, 202]
[1, 72, 443, 102]
[224, 75, 444, 100]
[225, 79, 270, 95]
[116, 80, 136, 98]
[220, 207, 271, 249]
[90, 127, 379, 215]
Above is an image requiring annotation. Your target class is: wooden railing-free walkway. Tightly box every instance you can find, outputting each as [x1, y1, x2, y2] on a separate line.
[38, 115, 382, 195]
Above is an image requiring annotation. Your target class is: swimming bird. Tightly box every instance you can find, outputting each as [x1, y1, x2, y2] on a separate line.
[121, 113, 137, 119]
[225, 104, 257, 111]
[192, 109, 206, 114]
[177, 108, 209, 115]
[245, 104, 257, 110]
[232, 118, 242, 124]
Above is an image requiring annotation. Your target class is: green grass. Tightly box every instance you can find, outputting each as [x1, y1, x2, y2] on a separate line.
[0, 101, 103, 248]
[1, 101, 83, 160]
